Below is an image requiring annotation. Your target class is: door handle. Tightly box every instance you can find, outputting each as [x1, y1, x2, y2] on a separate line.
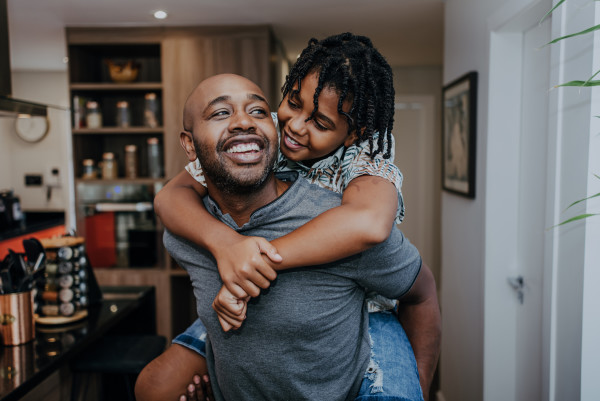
[507, 276, 524, 304]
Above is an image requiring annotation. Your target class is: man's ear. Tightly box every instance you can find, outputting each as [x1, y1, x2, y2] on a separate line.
[344, 129, 360, 147]
[180, 131, 197, 162]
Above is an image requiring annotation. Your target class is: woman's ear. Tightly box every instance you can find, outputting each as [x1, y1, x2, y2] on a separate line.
[180, 131, 197, 162]
[344, 129, 360, 147]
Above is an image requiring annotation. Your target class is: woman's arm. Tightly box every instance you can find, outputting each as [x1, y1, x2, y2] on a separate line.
[270, 175, 398, 269]
[154, 170, 279, 298]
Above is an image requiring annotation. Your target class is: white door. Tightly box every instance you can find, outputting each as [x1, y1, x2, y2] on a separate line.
[393, 96, 441, 284]
[484, 1, 552, 400]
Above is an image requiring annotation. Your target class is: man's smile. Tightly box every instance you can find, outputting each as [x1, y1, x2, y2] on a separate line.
[221, 135, 266, 164]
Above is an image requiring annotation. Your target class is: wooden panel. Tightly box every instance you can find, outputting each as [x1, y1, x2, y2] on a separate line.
[93, 268, 172, 340]
[161, 27, 273, 179]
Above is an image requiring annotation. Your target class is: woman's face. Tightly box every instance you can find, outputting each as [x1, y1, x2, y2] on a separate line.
[277, 72, 357, 165]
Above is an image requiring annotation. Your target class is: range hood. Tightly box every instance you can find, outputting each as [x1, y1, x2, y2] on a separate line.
[0, 0, 47, 117]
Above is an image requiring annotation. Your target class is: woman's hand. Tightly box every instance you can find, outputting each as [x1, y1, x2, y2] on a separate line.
[213, 235, 281, 298]
[212, 285, 250, 331]
[178, 374, 214, 401]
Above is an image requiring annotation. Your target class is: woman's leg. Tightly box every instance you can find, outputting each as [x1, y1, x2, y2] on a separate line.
[355, 311, 424, 401]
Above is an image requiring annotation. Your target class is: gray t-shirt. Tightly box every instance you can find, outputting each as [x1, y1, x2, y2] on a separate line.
[164, 172, 421, 401]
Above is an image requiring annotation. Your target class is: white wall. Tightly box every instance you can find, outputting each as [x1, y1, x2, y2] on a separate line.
[1, 70, 74, 227]
[441, 1, 501, 400]
[442, 0, 600, 400]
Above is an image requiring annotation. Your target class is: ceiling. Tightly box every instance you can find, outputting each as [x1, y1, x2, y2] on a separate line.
[6, 0, 443, 71]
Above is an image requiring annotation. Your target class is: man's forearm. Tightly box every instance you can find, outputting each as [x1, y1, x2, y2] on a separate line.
[397, 264, 441, 399]
[397, 296, 441, 398]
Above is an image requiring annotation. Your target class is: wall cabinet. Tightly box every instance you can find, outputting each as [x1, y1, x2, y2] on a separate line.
[66, 26, 280, 340]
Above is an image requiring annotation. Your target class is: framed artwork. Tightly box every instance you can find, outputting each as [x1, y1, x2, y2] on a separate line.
[442, 71, 477, 198]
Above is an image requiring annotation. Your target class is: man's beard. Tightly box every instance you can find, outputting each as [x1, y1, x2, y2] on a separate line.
[194, 137, 275, 195]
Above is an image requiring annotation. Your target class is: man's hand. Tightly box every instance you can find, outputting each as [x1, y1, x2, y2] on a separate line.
[213, 236, 280, 298]
[212, 285, 249, 331]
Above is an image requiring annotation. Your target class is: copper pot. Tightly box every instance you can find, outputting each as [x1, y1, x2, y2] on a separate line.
[0, 291, 35, 346]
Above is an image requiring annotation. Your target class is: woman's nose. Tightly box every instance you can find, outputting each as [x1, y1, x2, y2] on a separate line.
[287, 114, 307, 137]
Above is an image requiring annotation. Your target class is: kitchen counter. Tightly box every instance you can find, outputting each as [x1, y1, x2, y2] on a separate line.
[0, 212, 65, 242]
[0, 286, 157, 401]
[0, 213, 65, 259]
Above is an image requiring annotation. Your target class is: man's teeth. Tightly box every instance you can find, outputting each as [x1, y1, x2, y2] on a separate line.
[226, 143, 260, 153]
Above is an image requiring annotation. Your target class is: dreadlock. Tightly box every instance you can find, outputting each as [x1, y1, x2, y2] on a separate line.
[281, 32, 395, 159]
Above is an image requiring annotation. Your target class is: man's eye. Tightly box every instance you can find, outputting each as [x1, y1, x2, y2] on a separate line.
[250, 108, 267, 116]
[212, 110, 229, 118]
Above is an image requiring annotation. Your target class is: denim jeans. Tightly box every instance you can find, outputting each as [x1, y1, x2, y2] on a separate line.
[174, 311, 423, 401]
[356, 311, 424, 401]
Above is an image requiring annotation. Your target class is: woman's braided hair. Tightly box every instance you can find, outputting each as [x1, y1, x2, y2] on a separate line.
[282, 32, 395, 159]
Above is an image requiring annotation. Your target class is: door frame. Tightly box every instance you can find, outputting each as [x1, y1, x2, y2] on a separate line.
[483, 0, 555, 399]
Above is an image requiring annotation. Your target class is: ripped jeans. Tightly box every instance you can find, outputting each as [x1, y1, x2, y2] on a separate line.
[173, 311, 423, 401]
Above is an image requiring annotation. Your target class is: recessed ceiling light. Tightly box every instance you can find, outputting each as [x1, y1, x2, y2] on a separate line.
[153, 10, 168, 20]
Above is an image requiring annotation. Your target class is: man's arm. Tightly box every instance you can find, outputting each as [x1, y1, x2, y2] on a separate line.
[397, 263, 441, 401]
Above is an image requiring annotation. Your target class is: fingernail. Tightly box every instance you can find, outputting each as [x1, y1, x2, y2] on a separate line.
[180, 396, 187, 401]
[188, 383, 195, 392]
[203, 374, 209, 382]
[193, 375, 201, 384]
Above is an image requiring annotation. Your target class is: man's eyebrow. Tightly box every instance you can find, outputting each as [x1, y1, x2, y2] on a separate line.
[248, 93, 268, 104]
[204, 95, 231, 112]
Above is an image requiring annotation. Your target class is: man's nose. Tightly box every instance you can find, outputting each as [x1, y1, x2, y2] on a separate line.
[229, 111, 256, 131]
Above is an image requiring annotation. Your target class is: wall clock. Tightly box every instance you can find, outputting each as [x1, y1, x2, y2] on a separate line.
[14, 115, 50, 143]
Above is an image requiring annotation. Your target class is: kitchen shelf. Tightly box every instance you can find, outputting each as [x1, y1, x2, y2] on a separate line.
[70, 82, 163, 91]
[75, 178, 164, 185]
[73, 127, 163, 135]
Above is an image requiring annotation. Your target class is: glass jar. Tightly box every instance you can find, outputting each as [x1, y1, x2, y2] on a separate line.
[101, 152, 118, 179]
[147, 137, 162, 178]
[85, 101, 102, 129]
[144, 93, 159, 128]
[81, 159, 97, 179]
[124, 144, 138, 178]
[116, 101, 131, 128]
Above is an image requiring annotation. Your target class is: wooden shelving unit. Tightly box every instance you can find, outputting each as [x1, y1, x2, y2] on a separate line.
[66, 26, 283, 341]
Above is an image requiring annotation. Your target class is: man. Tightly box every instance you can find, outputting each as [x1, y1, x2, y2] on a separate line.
[137, 74, 440, 401]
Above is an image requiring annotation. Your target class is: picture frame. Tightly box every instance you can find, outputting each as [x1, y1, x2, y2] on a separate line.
[442, 71, 477, 198]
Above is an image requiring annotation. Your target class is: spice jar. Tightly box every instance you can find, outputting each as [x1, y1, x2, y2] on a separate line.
[124, 145, 138, 178]
[116, 101, 131, 128]
[81, 159, 97, 179]
[101, 152, 118, 179]
[85, 101, 102, 129]
[144, 93, 159, 128]
[147, 138, 162, 178]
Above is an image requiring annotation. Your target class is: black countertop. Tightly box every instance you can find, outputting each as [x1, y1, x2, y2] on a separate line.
[0, 212, 65, 242]
[0, 286, 156, 401]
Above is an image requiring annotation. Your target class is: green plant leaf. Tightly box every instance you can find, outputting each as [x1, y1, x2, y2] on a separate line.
[551, 213, 599, 228]
[540, 0, 566, 24]
[565, 192, 600, 210]
[547, 24, 600, 45]
[554, 80, 600, 88]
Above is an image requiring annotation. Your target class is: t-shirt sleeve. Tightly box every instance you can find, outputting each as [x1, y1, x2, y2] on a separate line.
[185, 159, 207, 188]
[343, 134, 405, 223]
[355, 227, 422, 299]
